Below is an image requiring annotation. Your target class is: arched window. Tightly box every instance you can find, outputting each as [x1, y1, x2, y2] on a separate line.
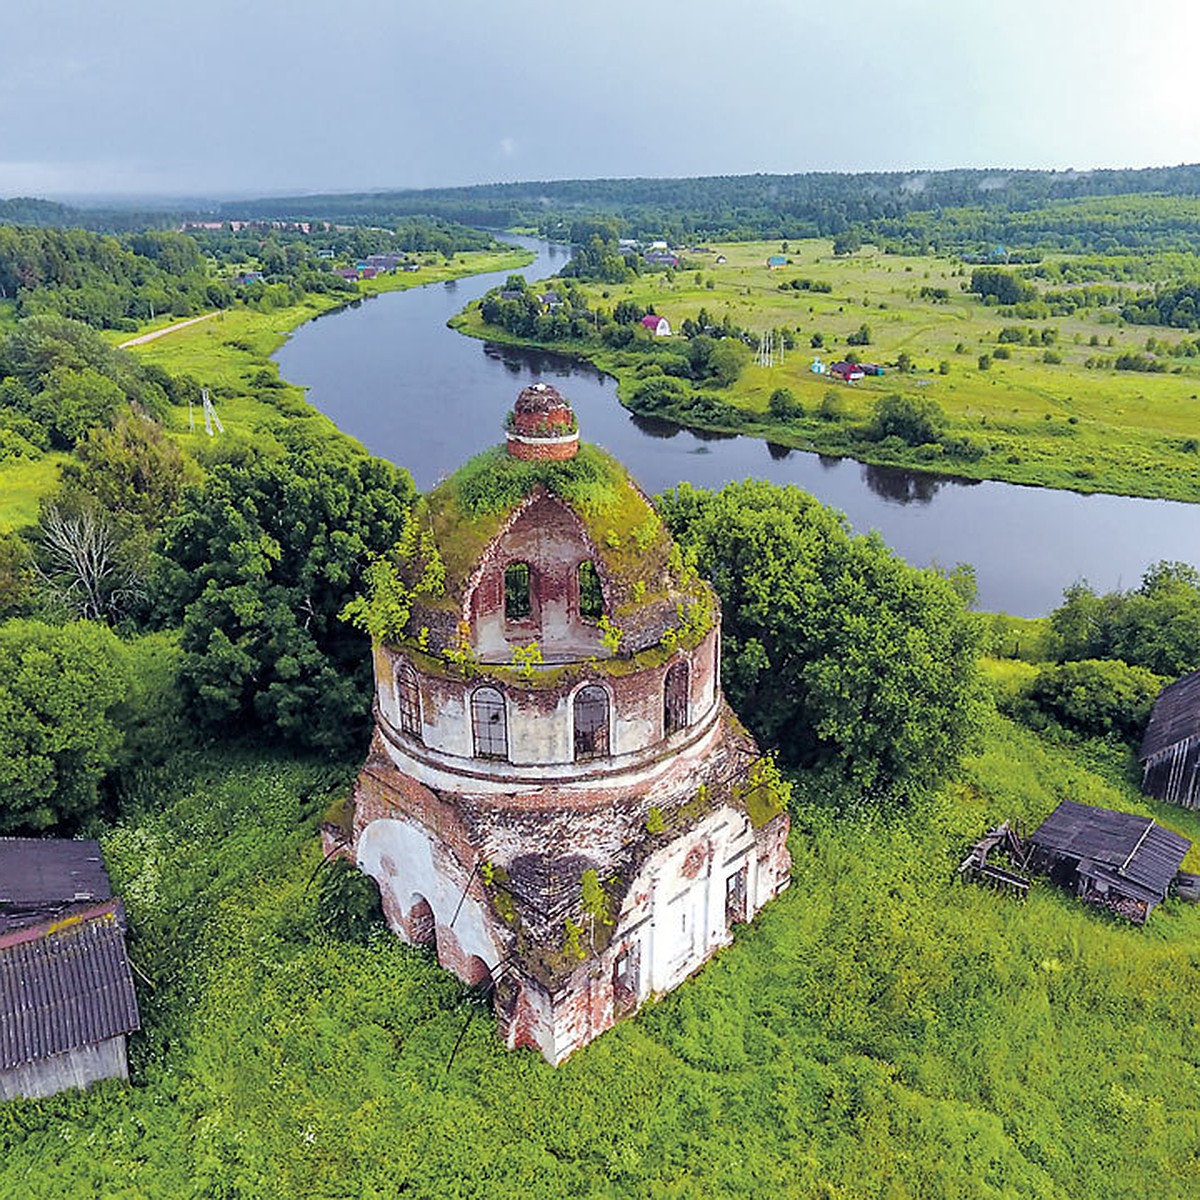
[574, 685, 610, 760]
[505, 562, 532, 621]
[664, 661, 689, 736]
[396, 663, 422, 740]
[578, 560, 603, 621]
[471, 686, 508, 759]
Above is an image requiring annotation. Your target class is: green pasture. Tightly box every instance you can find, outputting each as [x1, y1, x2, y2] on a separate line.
[3, 713, 1200, 1198]
[0, 455, 65, 533]
[476, 240, 1200, 500]
[128, 246, 533, 443]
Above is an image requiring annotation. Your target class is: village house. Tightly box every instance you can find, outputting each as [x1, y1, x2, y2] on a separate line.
[641, 314, 671, 337]
[325, 384, 791, 1064]
[363, 254, 403, 271]
[0, 840, 140, 1101]
[830, 361, 865, 383]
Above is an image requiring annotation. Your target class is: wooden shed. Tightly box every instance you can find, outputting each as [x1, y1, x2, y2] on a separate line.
[1027, 800, 1190, 924]
[0, 840, 140, 1101]
[1139, 668, 1200, 808]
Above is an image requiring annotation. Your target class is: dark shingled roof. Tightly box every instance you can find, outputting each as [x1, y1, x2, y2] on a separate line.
[1030, 800, 1190, 901]
[0, 838, 112, 908]
[0, 903, 140, 1070]
[1140, 668, 1200, 761]
[0, 839, 112, 934]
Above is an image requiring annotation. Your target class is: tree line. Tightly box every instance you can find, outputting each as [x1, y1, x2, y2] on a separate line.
[0, 218, 506, 331]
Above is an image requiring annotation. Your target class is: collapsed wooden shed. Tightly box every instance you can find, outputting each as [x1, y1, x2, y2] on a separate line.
[1027, 800, 1190, 924]
[0, 840, 140, 1102]
[1140, 668, 1200, 809]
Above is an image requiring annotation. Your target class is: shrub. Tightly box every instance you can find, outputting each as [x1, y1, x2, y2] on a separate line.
[868, 394, 948, 446]
[1029, 659, 1164, 740]
[768, 387, 803, 419]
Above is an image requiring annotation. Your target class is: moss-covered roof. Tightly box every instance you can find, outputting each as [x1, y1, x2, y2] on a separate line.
[424, 442, 678, 603]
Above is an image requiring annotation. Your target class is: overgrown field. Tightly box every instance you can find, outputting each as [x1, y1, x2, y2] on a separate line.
[454, 240, 1200, 500]
[4, 717, 1200, 1199]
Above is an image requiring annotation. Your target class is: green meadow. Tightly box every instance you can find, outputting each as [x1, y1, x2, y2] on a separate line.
[456, 239, 1200, 501]
[3, 710, 1199, 1199]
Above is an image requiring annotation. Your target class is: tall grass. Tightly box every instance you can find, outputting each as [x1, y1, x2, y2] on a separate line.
[3, 714, 1200, 1197]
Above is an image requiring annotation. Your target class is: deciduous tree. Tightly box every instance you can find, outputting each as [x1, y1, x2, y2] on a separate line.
[659, 480, 984, 806]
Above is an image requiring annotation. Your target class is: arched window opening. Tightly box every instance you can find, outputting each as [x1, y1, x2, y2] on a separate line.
[397, 663, 422, 740]
[505, 561, 532, 621]
[407, 895, 436, 947]
[664, 661, 690, 736]
[574, 685, 610, 760]
[578, 560, 604, 621]
[472, 686, 508, 759]
[613, 943, 640, 1015]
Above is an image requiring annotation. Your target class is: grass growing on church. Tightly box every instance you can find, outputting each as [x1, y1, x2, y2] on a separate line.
[3, 720, 1200, 1198]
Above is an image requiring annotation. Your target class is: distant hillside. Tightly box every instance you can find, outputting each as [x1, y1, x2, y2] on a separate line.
[211, 164, 1200, 247]
[0, 195, 176, 233]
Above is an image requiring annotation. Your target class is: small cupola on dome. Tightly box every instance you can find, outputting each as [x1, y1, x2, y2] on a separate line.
[506, 382, 579, 461]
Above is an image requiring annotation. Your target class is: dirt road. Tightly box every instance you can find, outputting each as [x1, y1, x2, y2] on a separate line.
[118, 311, 218, 348]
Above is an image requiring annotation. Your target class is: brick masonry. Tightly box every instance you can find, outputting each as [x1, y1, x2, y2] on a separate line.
[330, 397, 791, 1064]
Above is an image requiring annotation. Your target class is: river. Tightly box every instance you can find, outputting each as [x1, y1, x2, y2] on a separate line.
[275, 237, 1200, 617]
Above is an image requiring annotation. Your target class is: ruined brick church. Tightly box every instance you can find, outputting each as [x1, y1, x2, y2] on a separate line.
[325, 383, 791, 1063]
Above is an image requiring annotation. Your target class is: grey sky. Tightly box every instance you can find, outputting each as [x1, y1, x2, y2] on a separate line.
[3, 0, 1198, 199]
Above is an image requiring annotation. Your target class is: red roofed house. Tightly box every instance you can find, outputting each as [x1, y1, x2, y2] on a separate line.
[641, 314, 671, 337]
[830, 361, 865, 383]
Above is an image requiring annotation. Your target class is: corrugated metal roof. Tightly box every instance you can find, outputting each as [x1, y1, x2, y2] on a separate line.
[0, 904, 140, 1071]
[1140, 668, 1200, 761]
[1030, 800, 1190, 900]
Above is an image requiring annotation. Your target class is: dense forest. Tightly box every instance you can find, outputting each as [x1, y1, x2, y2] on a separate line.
[210, 163, 1200, 254]
[0, 219, 499, 331]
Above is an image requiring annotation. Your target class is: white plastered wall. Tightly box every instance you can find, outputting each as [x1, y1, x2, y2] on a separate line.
[613, 804, 760, 1003]
[356, 817, 500, 971]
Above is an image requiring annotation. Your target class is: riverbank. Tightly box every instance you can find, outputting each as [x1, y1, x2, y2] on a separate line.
[126, 246, 535, 451]
[451, 239, 1200, 503]
[0, 246, 532, 534]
